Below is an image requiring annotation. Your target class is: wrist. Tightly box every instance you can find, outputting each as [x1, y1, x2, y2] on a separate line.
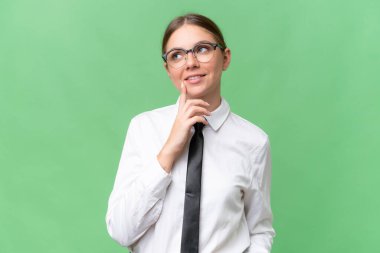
[157, 148, 176, 173]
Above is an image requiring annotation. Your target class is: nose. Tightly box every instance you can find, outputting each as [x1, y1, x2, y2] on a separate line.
[185, 51, 199, 68]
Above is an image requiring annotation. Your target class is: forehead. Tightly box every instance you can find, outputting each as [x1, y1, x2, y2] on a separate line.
[166, 24, 215, 50]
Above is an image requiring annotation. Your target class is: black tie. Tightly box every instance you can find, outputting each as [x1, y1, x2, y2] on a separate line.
[181, 122, 205, 253]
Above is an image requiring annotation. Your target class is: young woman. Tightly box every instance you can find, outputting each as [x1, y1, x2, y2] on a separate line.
[106, 13, 275, 253]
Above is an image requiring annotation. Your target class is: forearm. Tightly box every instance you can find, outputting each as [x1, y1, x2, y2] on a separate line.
[245, 231, 275, 253]
[245, 137, 275, 253]
[106, 157, 171, 247]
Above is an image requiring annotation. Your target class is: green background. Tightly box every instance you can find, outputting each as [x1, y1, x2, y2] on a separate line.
[1, 0, 379, 252]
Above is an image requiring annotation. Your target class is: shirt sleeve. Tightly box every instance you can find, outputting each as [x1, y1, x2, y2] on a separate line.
[105, 116, 172, 248]
[244, 137, 275, 253]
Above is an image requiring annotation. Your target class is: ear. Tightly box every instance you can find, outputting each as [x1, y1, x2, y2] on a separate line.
[222, 48, 231, 71]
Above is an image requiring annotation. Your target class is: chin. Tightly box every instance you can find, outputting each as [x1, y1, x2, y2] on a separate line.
[186, 87, 207, 99]
[187, 93, 204, 100]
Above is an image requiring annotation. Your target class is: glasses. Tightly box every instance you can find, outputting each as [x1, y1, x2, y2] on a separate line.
[162, 42, 225, 69]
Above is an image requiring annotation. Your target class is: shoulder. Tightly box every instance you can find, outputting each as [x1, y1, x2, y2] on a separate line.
[128, 103, 177, 130]
[226, 111, 270, 150]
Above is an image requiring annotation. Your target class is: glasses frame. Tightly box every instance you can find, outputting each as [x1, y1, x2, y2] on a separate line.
[162, 42, 225, 68]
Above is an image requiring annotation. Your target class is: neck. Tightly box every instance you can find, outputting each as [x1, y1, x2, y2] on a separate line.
[204, 95, 221, 112]
[196, 84, 222, 112]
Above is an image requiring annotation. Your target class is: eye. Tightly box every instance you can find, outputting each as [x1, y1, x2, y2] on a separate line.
[195, 44, 212, 54]
[168, 50, 185, 62]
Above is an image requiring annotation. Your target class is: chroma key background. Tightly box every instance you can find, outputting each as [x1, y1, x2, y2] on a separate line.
[1, 0, 379, 252]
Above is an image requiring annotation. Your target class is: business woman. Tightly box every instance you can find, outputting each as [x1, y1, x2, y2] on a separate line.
[106, 13, 275, 253]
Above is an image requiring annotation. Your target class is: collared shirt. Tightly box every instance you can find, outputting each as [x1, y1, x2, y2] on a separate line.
[106, 98, 275, 253]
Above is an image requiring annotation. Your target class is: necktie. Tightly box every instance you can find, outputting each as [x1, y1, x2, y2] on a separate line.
[181, 122, 205, 253]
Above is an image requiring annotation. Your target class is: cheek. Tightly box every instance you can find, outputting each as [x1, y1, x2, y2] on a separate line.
[210, 56, 225, 74]
[167, 69, 182, 89]
[210, 62, 224, 78]
[167, 68, 179, 79]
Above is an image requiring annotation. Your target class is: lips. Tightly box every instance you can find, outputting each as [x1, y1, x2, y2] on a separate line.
[184, 74, 206, 80]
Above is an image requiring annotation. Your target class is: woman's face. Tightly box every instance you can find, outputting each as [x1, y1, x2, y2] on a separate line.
[164, 24, 231, 101]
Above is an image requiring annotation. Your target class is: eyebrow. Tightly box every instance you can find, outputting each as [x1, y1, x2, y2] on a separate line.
[166, 40, 215, 52]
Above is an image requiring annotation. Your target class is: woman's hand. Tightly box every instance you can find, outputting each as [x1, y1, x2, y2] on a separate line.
[157, 82, 210, 173]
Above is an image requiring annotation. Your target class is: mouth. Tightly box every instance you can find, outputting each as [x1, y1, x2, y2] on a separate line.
[184, 74, 207, 83]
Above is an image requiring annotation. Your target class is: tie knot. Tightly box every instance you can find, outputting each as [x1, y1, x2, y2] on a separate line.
[194, 122, 205, 132]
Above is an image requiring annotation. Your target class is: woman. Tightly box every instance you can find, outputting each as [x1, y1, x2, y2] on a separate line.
[106, 13, 275, 253]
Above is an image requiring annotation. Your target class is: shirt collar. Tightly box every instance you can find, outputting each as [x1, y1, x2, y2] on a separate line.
[175, 97, 230, 131]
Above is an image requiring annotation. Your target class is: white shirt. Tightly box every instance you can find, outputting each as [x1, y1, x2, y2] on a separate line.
[106, 98, 275, 253]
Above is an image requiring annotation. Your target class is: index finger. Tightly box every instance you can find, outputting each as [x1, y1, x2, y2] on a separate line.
[179, 81, 187, 108]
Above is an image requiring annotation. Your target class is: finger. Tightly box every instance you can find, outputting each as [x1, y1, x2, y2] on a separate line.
[189, 116, 209, 126]
[179, 81, 187, 109]
[185, 106, 211, 118]
[183, 99, 210, 111]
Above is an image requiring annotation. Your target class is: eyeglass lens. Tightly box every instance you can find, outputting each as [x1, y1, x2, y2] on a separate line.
[167, 44, 215, 68]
